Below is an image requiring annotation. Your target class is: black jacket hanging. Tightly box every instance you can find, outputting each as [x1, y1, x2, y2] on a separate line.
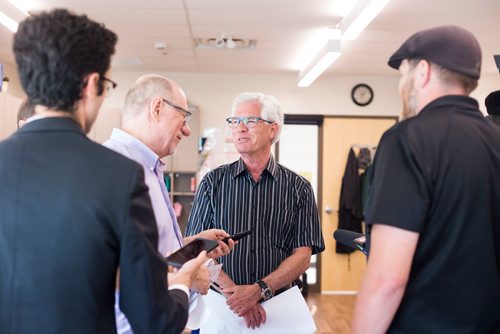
[336, 148, 364, 253]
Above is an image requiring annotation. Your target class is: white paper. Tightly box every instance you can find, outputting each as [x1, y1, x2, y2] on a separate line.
[200, 286, 316, 334]
[186, 295, 211, 330]
[186, 260, 218, 329]
[208, 263, 223, 282]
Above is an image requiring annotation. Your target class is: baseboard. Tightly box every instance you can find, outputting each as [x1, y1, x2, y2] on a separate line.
[321, 290, 358, 295]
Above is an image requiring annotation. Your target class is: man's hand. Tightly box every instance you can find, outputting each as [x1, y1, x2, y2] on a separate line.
[169, 251, 209, 289]
[190, 265, 210, 295]
[184, 229, 236, 259]
[208, 238, 236, 259]
[224, 284, 261, 316]
[242, 303, 266, 329]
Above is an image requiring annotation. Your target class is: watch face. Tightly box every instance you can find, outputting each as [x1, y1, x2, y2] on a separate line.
[351, 83, 374, 106]
[262, 288, 273, 300]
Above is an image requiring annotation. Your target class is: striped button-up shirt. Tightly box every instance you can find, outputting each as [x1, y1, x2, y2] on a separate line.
[186, 155, 324, 285]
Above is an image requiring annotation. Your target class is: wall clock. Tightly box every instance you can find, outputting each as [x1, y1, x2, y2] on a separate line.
[351, 83, 374, 107]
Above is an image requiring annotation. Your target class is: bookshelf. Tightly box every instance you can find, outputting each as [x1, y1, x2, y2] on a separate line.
[164, 171, 197, 234]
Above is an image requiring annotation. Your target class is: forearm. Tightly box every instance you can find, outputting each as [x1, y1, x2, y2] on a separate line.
[182, 235, 196, 244]
[262, 247, 311, 291]
[217, 269, 236, 289]
[351, 270, 406, 334]
[351, 224, 418, 334]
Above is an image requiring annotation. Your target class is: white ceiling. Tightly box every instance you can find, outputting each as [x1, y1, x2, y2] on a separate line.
[1, 0, 499, 79]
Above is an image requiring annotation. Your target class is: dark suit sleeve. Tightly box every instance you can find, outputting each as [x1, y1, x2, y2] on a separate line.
[119, 168, 189, 334]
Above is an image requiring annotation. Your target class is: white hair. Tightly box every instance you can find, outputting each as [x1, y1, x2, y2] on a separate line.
[231, 92, 284, 144]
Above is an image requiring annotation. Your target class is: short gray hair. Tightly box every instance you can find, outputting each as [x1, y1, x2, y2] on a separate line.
[231, 92, 284, 144]
[122, 74, 173, 120]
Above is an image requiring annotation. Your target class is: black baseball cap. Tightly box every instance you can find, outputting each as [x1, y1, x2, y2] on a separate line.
[388, 25, 482, 79]
[485, 90, 500, 116]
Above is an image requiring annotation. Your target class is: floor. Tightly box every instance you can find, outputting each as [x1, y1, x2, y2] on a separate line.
[307, 293, 357, 334]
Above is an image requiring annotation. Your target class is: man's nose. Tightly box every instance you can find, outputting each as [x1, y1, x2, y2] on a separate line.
[236, 121, 248, 131]
[182, 123, 191, 136]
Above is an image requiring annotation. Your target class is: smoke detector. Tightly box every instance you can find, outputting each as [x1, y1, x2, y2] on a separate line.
[154, 42, 167, 50]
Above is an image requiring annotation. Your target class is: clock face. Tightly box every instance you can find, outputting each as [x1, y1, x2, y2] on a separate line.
[351, 83, 374, 106]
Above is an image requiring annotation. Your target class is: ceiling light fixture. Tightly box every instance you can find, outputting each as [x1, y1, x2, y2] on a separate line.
[213, 33, 237, 49]
[225, 35, 236, 49]
[341, 0, 390, 40]
[195, 33, 255, 50]
[0, 11, 18, 32]
[8, 0, 35, 16]
[298, 39, 341, 87]
[214, 35, 225, 48]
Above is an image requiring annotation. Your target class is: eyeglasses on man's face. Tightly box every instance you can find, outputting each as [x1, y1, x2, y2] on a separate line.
[101, 77, 118, 97]
[226, 116, 274, 129]
[161, 98, 192, 124]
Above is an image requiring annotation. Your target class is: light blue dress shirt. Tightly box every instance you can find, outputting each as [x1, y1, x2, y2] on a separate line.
[104, 128, 185, 333]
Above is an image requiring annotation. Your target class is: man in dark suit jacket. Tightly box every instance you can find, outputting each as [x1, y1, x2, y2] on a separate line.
[0, 9, 206, 334]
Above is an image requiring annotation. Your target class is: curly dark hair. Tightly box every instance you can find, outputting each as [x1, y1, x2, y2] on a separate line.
[13, 8, 117, 113]
[17, 98, 35, 126]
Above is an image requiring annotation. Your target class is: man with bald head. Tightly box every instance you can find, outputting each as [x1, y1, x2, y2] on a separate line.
[351, 25, 500, 333]
[104, 74, 234, 332]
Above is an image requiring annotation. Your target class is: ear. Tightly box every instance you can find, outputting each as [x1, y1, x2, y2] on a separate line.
[269, 122, 279, 141]
[415, 60, 431, 88]
[149, 97, 162, 121]
[82, 72, 100, 99]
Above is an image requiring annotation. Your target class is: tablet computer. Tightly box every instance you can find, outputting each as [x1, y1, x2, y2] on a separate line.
[165, 238, 219, 268]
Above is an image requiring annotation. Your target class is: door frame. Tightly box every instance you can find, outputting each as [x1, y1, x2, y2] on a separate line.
[276, 114, 324, 293]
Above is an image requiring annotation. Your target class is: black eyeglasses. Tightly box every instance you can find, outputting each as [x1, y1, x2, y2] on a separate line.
[161, 98, 192, 123]
[226, 116, 274, 128]
[101, 77, 118, 96]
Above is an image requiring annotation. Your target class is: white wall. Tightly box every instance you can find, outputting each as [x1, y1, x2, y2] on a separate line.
[1, 62, 24, 99]
[0, 92, 21, 140]
[2, 67, 500, 143]
[98, 71, 403, 141]
[98, 71, 500, 139]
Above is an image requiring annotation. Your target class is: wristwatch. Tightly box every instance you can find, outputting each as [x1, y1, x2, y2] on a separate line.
[256, 279, 274, 301]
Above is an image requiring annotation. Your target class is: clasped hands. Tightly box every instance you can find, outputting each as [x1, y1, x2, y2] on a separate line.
[224, 284, 267, 329]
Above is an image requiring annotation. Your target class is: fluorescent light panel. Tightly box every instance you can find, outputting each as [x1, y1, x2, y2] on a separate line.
[334, 0, 359, 17]
[294, 28, 341, 71]
[8, 0, 34, 16]
[298, 39, 341, 87]
[0, 11, 18, 32]
[341, 0, 390, 40]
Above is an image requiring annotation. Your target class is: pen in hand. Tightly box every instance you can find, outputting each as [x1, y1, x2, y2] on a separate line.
[210, 280, 224, 294]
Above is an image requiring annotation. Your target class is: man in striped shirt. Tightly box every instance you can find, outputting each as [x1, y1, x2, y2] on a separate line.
[186, 92, 325, 329]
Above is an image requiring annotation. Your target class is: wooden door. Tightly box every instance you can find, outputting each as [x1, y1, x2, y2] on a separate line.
[321, 117, 396, 292]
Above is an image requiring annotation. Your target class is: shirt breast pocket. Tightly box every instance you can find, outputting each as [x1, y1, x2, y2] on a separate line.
[268, 208, 295, 252]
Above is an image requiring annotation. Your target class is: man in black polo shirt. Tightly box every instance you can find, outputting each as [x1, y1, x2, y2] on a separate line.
[351, 25, 500, 333]
[485, 90, 500, 127]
